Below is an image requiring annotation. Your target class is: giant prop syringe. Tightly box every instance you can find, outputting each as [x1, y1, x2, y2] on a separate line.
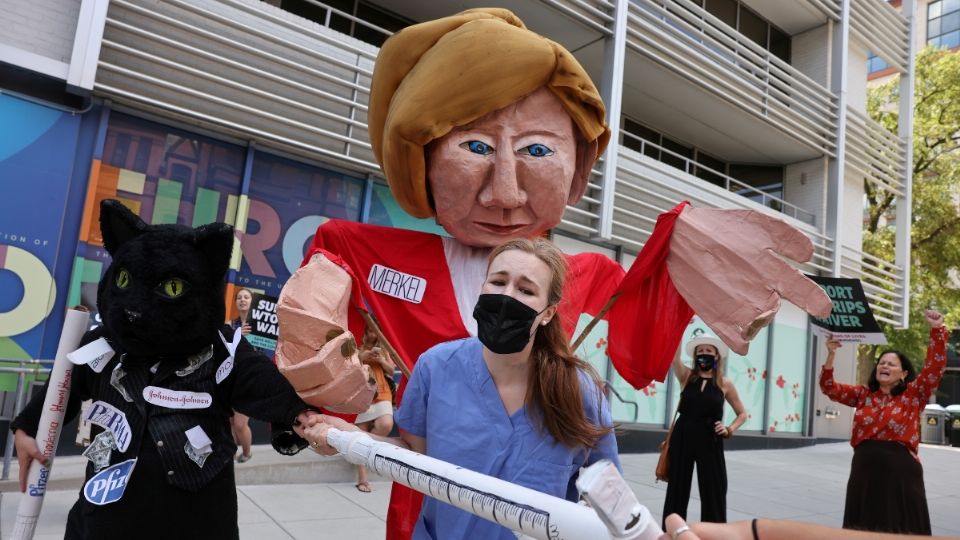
[326, 428, 662, 540]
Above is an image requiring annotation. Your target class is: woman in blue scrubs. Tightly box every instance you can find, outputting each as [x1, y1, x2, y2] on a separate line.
[301, 238, 620, 539]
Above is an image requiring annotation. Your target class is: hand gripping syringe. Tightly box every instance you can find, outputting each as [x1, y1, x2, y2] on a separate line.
[326, 428, 662, 540]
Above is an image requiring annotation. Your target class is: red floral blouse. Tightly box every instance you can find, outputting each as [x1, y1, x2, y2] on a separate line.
[819, 326, 948, 461]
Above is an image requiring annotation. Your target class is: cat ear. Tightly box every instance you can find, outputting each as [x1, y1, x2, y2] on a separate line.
[195, 222, 234, 279]
[100, 199, 147, 255]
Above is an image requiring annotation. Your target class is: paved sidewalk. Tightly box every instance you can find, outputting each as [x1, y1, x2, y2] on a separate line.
[2, 443, 959, 539]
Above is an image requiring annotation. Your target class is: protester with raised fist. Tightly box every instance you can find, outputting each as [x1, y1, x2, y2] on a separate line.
[820, 309, 946, 534]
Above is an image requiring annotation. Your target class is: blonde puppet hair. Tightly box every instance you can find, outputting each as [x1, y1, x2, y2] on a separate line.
[367, 8, 610, 218]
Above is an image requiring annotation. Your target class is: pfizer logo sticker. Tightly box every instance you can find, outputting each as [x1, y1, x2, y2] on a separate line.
[83, 458, 136, 505]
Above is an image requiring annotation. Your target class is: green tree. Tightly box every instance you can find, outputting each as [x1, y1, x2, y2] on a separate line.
[862, 47, 960, 379]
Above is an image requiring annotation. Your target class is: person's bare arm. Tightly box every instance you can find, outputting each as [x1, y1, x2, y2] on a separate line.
[13, 430, 47, 493]
[824, 336, 840, 369]
[672, 346, 691, 386]
[661, 515, 957, 540]
[300, 414, 425, 454]
[717, 381, 748, 438]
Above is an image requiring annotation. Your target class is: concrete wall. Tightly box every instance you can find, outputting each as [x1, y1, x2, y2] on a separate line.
[791, 24, 831, 86]
[784, 158, 828, 228]
[0, 0, 80, 64]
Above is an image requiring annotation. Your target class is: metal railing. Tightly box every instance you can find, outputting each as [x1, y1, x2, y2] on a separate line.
[98, 0, 382, 173]
[850, 0, 910, 72]
[619, 132, 818, 225]
[540, 0, 617, 33]
[608, 146, 835, 274]
[845, 106, 908, 197]
[297, 0, 395, 41]
[625, 0, 839, 156]
[0, 359, 54, 481]
[839, 245, 906, 325]
[807, 0, 843, 20]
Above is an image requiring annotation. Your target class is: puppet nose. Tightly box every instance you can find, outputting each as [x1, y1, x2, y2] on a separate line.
[125, 309, 142, 323]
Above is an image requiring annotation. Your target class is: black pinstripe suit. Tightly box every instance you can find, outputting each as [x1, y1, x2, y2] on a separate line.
[13, 326, 309, 540]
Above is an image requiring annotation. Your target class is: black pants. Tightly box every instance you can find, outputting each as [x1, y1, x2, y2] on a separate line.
[662, 418, 727, 527]
[844, 440, 930, 535]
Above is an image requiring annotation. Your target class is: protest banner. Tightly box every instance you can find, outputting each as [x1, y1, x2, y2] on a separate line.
[247, 293, 279, 352]
[806, 275, 886, 344]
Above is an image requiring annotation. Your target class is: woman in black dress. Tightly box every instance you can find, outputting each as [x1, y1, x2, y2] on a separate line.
[663, 329, 748, 526]
[229, 287, 254, 462]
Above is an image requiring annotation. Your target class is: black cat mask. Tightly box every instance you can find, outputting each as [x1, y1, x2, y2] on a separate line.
[97, 199, 234, 357]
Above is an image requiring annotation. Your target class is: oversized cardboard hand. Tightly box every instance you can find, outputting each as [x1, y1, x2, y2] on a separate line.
[274, 253, 375, 413]
[667, 206, 833, 355]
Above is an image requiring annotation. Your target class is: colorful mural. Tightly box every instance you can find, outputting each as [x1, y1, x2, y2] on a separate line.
[0, 94, 89, 372]
[68, 113, 370, 324]
[239, 151, 364, 297]
[68, 113, 247, 327]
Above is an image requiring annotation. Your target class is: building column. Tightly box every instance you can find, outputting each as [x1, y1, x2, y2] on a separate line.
[597, 0, 628, 240]
[826, 0, 851, 278]
[896, 0, 917, 328]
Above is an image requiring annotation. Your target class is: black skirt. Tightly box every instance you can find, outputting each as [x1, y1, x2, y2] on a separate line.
[844, 439, 931, 535]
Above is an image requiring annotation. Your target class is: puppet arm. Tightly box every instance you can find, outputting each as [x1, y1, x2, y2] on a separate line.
[274, 252, 376, 414]
[228, 335, 314, 454]
[667, 206, 832, 355]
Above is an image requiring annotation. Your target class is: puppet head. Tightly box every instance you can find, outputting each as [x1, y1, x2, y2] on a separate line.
[97, 199, 234, 357]
[369, 8, 609, 246]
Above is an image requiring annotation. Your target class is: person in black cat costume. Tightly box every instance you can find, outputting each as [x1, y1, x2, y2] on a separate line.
[11, 199, 313, 540]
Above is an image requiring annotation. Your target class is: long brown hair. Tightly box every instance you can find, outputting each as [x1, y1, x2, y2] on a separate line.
[487, 238, 611, 449]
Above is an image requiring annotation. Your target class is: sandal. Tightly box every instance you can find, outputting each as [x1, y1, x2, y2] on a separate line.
[355, 481, 372, 493]
[236, 453, 252, 463]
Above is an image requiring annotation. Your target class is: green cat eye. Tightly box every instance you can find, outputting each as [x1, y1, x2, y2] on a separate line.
[116, 269, 131, 289]
[158, 278, 189, 298]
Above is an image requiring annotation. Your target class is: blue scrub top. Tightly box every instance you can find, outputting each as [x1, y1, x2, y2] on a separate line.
[395, 337, 620, 540]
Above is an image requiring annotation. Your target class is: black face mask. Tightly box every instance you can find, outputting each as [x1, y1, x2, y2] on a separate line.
[695, 354, 716, 371]
[473, 294, 547, 354]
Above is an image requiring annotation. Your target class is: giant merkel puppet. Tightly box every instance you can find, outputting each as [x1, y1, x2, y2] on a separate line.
[277, 8, 831, 540]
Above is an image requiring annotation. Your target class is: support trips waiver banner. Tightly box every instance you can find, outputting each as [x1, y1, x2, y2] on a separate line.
[806, 275, 886, 344]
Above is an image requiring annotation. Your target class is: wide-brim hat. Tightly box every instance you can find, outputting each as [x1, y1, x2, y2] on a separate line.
[685, 330, 729, 359]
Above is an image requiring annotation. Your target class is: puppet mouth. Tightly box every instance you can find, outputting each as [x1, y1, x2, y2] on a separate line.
[474, 222, 528, 235]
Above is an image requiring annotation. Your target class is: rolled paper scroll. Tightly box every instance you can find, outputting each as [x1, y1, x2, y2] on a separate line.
[12, 307, 90, 540]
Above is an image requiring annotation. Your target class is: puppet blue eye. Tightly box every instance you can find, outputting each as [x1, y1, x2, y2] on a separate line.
[116, 268, 131, 289]
[460, 140, 494, 155]
[519, 144, 554, 157]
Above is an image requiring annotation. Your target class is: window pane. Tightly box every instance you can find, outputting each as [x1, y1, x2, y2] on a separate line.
[943, 29, 960, 48]
[930, 0, 942, 19]
[945, 0, 960, 15]
[770, 26, 791, 62]
[622, 118, 660, 159]
[728, 164, 784, 190]
[868, 55, 890, 73]
[739, 5, 768, 47]
[695, 152, 726, 187]
[943, 11, 960, 34]
[929, 17, 942, 39]
[354, 2, 412, 47]
[660, 137, 693, 171]
[706, 0, 737, 28]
